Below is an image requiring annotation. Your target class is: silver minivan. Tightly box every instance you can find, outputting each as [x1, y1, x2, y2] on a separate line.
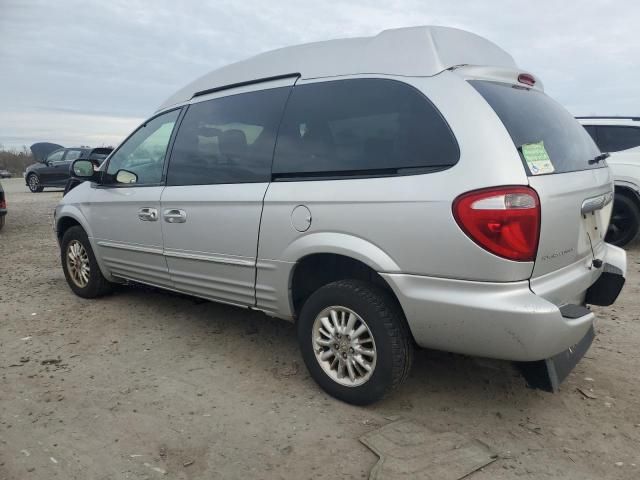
[57, 26, 626, 405]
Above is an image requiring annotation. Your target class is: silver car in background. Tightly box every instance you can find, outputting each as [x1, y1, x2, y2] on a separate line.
[55, 26, 626, 405]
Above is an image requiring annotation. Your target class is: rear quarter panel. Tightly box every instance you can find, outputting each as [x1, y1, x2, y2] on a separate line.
[257, 73, 532, 318]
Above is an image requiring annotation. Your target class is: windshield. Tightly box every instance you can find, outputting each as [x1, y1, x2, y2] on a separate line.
[470, 80, 602, 175]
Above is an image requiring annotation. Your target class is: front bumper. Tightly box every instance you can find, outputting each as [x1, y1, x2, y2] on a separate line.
[381, 244, 626, 362]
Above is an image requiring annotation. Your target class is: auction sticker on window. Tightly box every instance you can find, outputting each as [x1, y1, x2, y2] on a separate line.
[521, 141, 555, 175]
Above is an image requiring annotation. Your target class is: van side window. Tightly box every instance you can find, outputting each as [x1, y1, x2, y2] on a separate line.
[167, 87, 291, 185]
[105, 109, 180, 185]
[596, 126, 640, 153]
[272, 79, 459, 177]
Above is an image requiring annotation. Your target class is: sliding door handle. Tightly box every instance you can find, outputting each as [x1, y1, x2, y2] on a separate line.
[138, 207, 158, 221]
[163, 209, 187, 223]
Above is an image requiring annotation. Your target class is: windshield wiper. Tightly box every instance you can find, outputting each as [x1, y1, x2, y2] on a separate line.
[588, 152, 610, 165]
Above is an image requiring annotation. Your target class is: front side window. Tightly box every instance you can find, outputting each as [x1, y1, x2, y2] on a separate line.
[47, 150, 64, 162]
[596, 126, 640, 153]
[272, 78, 459, 177]
[167, 87, 291, 186]
[105, 109, 180, 185]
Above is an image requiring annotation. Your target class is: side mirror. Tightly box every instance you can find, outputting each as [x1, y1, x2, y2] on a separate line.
[115, 169, 137, 184]
[72, 159, 96, 178]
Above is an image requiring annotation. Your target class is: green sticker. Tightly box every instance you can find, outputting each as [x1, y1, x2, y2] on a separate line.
[521, 141, 555, 175]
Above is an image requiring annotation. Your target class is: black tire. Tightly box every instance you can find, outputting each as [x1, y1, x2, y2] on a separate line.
[61, 226, 112, 298]
[0, 216, 4, 231]
[27, 173, 43, 193]
[605, 193, 640, 247]
[297, 279, 413, 405]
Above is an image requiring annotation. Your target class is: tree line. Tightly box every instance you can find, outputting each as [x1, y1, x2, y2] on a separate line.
[0, 146, 34, 174]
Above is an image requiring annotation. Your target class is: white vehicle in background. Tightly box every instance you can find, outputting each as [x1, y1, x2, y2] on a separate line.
[578, 117, 640, 247]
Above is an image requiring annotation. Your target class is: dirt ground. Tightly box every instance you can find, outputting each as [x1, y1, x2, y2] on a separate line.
[0, 176, 638, 479]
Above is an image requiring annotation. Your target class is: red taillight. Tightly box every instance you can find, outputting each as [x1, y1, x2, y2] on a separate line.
[517, 73, 535, 86]
[0, 197, 5, 209]
[453, 186, 540, 262]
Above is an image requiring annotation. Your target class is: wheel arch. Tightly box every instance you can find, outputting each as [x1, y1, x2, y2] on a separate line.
[614, 182, 640, 205]
[283, 236, 410, 334]
[56, 207, 94, 242]
[56, 208, 116, 282]
[281, 232, 401, 273]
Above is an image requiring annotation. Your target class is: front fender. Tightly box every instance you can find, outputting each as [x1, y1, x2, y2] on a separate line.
[55, 203, 115, 282]
[55, 204, 95, 239]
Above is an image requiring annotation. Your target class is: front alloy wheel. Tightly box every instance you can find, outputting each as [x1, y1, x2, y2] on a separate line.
[27, 174, 42, 193]
[60, 225, 112, 298]
[66, 240, 90, 288]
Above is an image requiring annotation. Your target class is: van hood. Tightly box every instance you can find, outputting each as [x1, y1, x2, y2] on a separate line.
[30, 142, 64, 162]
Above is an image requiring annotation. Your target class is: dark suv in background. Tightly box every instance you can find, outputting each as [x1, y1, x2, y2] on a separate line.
[578, 117, 640, 246]
[24, 143, 112, 192]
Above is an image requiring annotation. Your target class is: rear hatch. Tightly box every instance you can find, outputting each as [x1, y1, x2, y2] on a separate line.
[30, 142, 64, 163]
[470, 79, 612, 279]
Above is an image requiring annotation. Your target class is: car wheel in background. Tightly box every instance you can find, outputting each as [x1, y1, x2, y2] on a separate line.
[60, 226, 112, 298]
[27, 174, 44, 193]
[0, 216, 4, 231]
[297, 279, 413, 405]
[605, 193, 640, 247]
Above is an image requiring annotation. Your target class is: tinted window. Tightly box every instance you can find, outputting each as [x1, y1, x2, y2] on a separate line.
[272, 79, 459, 176]
[470, 81, 601, 174]
[167, 87, 291, 185]
[582, 125, 598, 144]
[106, 109, 180, 185]
[596, 126, 640, 153]
[47, 150, 64, 162]
[64, 150, 83, 161]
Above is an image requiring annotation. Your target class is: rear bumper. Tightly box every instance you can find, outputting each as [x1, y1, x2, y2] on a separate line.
[0, 208, 6, 217]
[381, 243, 626, 362]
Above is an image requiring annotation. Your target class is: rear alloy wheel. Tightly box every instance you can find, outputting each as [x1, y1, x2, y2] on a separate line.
[298, 279, 413, 405]
[605, 193, 640, 247]
[61, 226, 112, 298]
[311, 306, 377, 387]
[27, 174, 43, 193]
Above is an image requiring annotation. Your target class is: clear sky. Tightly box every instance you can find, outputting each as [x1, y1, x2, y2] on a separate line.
[1, 0, 638, 149]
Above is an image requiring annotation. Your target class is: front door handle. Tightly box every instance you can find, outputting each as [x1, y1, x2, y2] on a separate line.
[138, 207, 158, 222]
[163, 209, 187, 223]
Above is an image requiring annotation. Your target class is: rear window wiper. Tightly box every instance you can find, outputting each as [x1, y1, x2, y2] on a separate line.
[588, 152, 610, 165]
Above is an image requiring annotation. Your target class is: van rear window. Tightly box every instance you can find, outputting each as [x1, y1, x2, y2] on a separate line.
[470, 80, 602, 175]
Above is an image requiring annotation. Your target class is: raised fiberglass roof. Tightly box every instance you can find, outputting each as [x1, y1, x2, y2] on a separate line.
[157, 26, 517, 111]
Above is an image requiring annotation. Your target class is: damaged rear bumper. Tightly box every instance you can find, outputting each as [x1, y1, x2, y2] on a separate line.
[518, 313, 595, 392]
[381, 244, 626, 387]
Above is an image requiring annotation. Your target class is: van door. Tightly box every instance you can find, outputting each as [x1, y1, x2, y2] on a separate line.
[160, 81, 293, 306]
[39, 149, 65, 185]
[86, 109, 181, 288]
